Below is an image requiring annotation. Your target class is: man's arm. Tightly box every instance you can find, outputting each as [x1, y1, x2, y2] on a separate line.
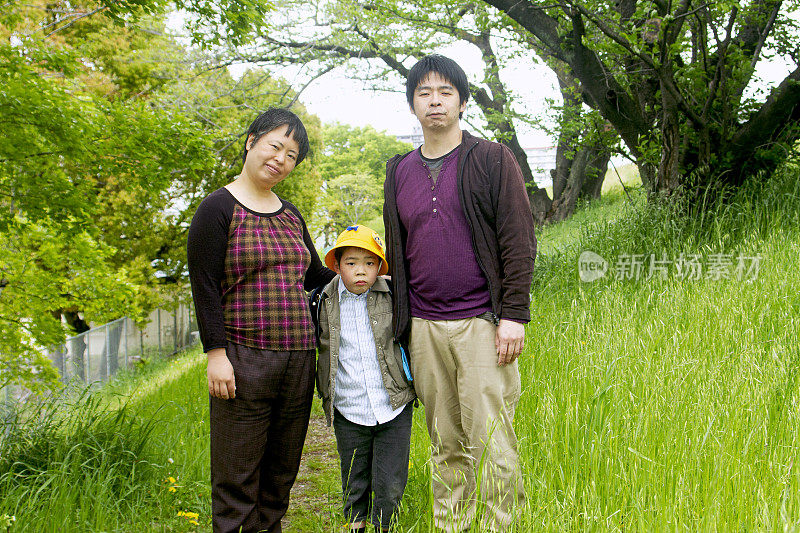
[492, 143, 537, 363]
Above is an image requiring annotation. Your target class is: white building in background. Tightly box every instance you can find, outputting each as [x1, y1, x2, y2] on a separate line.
[395, 129, 557, 188]
[396, 126, 425, 148]
[524, 146, 557, 188]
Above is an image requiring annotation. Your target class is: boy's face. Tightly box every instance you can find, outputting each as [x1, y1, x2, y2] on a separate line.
[334, 247, 381, 295]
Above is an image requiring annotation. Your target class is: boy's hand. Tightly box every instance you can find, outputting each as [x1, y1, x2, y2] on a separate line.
[207, 348, 236, 399]
[495, 319, 524, 366]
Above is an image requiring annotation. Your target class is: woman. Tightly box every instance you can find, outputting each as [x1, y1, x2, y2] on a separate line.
[187, 108, 334, 533]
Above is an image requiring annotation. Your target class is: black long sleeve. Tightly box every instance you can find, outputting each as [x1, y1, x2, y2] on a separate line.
[187, 189, 234, 353]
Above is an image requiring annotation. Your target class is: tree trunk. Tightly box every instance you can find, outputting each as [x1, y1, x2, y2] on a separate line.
[656, 93, 683, 194]
[579, 149, 610, 200]
[501, 125, 552, 224]
[544, 66, 611, 223]
[547, 143, 610, 223]
[63, 310, 90, 382]
[529, 188, 552, 223]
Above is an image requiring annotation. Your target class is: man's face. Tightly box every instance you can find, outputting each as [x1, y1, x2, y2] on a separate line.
[334, 247, 381, 295]
[410, 73, 466, 131]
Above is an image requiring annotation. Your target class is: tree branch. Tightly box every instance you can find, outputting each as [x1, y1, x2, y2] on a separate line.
[43, 5, 109, 38]
[702, 8, 737, 121]
[729, 0, 782, 104]
[482, 0, 567, 63]
[731, 66, 800, 152]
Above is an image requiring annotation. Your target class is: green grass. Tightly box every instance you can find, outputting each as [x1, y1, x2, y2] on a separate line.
[295, 164, 800, 531]
[0, 350, 211, 532]
[1, 163, 799, 531]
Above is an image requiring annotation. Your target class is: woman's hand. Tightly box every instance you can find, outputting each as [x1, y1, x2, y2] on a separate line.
[207, 348, 236, 399]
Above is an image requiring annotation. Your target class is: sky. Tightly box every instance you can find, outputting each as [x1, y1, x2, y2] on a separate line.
[254, 50, 798, 150]
[221, 22, 798, 151]
[244, 43, 561, 148]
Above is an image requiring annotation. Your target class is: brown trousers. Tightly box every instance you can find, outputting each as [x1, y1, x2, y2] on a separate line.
[410, 317, 525, 532]
[210, 343, 315, 533]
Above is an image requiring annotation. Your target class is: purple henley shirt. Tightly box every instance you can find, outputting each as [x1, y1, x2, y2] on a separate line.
[395, 147, 492, 320]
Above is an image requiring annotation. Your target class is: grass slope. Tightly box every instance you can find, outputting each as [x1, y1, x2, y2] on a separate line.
[2, 165, 798, 532]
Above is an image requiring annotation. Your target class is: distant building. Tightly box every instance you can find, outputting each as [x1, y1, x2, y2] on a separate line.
[395, 126, 424, 148]
[394, 129, 557, 188]
[523, 146, 557, 188]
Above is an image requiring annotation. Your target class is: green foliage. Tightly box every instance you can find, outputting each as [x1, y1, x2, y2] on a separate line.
[313, 124, 411, 245]
[0, 219, 149, 391]
[0, 8, 210, 390]
[320, 172, 382, 235]
[174, 0, 271, 48]
[0, 2, 324, 392]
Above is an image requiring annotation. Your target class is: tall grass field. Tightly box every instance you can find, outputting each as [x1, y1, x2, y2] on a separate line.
[1, 164, 798, 531]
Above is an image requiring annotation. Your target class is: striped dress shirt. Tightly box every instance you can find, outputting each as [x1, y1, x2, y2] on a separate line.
[333, 282, 405, 426]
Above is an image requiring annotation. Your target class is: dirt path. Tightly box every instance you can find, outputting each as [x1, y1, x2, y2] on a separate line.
[284, 408, 342, 531]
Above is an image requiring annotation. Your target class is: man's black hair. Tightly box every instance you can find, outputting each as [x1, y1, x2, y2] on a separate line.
[242, 107, 310, 165]
[406, 54, 470, 118]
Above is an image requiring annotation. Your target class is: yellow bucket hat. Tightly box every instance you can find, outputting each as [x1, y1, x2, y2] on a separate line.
[324, 225, 388, 276]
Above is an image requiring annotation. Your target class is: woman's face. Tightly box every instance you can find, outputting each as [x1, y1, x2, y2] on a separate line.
[243, 125, 301, 190]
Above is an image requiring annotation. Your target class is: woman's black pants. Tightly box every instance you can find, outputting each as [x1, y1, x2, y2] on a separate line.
[210, 343, 315, 533]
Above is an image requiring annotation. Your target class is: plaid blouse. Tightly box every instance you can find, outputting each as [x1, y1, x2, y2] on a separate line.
[188, 188, 334, 352]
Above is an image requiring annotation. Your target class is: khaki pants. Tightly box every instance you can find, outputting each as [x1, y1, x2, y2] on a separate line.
[410, 317, 525, 532]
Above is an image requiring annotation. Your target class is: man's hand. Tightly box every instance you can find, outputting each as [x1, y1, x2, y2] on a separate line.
[495, 319, 525, 366]
[207, 348, 236, 399]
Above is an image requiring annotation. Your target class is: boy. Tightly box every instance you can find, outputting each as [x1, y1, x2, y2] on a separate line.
[315, 225, 416, 533]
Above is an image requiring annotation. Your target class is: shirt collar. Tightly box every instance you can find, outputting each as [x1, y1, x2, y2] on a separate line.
[338, 280, 369, 299]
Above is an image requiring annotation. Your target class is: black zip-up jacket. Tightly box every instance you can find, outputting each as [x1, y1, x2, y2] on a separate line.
[383, 130, 537, 342]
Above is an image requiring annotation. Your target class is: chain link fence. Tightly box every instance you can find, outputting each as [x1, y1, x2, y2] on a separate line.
[2, 302, 198, 404]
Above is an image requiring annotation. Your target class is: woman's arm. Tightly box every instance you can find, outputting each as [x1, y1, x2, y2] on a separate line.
[187, 193, 231, 352]
[187, 191, 237, 399]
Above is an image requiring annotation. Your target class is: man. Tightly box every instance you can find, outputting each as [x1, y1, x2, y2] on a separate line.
[383, 55, 536, 531]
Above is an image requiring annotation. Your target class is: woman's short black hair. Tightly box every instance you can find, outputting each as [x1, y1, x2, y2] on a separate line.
[406, 54, 470, 113]
[242, 107, 310, 165]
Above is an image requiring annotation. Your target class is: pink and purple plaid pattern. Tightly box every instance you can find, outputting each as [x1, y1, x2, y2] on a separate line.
[222, 205, 314, 350]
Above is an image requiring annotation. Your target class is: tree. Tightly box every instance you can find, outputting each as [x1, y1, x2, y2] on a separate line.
[0, 0, 322, 391]
[313, 123, 412, 244]
[321, 173, 381, 229]
[483, 0, 800, 197]
[220, 0, 613, 224]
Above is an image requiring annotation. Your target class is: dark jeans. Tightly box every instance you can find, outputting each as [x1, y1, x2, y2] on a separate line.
[210, 343, 315, 533]
[333, 403, 413, 530]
